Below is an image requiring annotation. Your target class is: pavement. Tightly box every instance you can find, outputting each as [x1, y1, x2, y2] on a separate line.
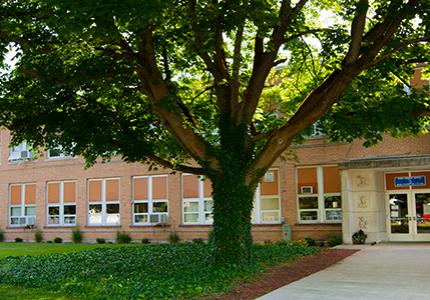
[257, 243, 430, 300]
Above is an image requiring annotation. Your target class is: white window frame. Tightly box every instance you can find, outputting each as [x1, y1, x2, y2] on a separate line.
[46, 181, 77, 226]
[132, 175, 169, 226]
[297, 166, 342, 224]
[8, 140, 35, 162]
[182, 175, 213, 225]
[252, 169, 281, 224]
[9, 183, 36, 227]
[87, 178, 120, 226]
[46, 144, 75, 160]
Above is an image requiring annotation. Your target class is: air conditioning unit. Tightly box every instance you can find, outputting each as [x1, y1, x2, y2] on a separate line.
[20, 150, 33, 159]
[301, 186, 313, 194]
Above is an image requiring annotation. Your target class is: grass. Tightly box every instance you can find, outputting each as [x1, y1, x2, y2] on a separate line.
[0, 243, 319, 299]
[0, 242, 143, 258]
[0, 284, 74, 299]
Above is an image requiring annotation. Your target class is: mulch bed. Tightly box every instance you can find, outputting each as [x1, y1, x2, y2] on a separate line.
[213, 249, 358, 300]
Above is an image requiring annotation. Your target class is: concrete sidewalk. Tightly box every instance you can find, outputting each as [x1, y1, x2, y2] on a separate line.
[258, 243, 430, 300]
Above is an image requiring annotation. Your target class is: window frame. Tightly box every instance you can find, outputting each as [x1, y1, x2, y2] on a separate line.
[46, 180, 77, 227]
[8, 183, 37, 227]
[87, 178, 121, 226]
[8, 140, 35, 162]
[182, 174, 213, 225]
[296, 165, 342, 224]
[132, 175, 169, 226]
[46, 145, 75, 160]
[252, 169, 282, 224]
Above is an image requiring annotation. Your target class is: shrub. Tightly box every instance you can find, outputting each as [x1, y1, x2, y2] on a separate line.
[192, 238, 204, 244]
[116, 232, 132, 244]
[96, 238, 106, 244]
[0, 228, 4, 242]
[263, 240, 273, 245]
[72, 228, 83, 244]
[289, 239, 309, 247]
[304, 237, 316, 247]
[15, 237, 23, 243]
[168, 231, 180, 244]
[46, 240, 53, 243]
[54, 237, 63, 244]
[141, 238, 150, 244]
[276, 239, 289, 246]
[327, 235, 342, 247]
[34, 229, 43, 243]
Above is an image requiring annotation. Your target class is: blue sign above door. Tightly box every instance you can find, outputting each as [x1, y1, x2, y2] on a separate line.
[394, 176, 426, 187]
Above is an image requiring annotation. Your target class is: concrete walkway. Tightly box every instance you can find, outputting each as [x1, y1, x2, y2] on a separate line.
[258, 243, 430, 300]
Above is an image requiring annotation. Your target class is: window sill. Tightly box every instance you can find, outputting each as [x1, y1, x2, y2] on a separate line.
[179, 224, 212, 227]
[129, 224, 171, 228]
[43, 225, 76, 229]
[84, 225, 121, 228]
[295, 222, 342, 226]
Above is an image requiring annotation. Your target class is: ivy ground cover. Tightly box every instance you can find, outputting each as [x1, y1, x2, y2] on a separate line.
[0, 243, 318, 299]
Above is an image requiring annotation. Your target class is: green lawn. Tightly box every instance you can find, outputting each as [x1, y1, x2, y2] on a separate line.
[0, 242, 142, 258]
[0, 242, 319, 299]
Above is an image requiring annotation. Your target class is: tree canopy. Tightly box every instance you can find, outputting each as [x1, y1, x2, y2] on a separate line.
[0, 0, 429, 264]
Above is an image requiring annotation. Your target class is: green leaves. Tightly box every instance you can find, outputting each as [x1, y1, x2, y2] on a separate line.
[0, 244, 318, 299]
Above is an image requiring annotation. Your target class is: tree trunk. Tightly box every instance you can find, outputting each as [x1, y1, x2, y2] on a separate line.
[211, 171, 255, 265]
[209, 118, 258, 265]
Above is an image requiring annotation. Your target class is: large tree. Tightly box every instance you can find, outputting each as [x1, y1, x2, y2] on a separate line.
[0, 0, 429, 264]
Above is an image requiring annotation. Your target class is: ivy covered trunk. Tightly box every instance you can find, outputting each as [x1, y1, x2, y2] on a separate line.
[208, 119, 259, 265]
[210, 171, 256, 265]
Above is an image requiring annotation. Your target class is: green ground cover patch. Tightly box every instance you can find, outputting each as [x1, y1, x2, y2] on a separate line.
[0, 242, 143, 258]
[0, 243, 318, 299]
[0, 284, 74, 300]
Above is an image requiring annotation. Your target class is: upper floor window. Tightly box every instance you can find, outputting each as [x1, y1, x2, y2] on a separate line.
[47, 145, 73, 160]
[297, 166, 342, 223]
[132, 175, 168, 225]
[9, 183, 36, 227]
[9, 141, 35, 161]
[47, 181, 77, 226]
[87, 178, 120, 226]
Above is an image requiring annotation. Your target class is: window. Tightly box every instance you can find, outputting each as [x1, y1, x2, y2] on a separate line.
[46, 181, 77, 226]
[182, 174, 213, 224]
[297, 166, 342, 223]
[132, 175, 169, 225]
[9, 183, 36, 226]
[252, 169, 281, 224]
[9, 141, 35, 161]
[88, 178, 120, 225]
[47, 145, 74, 159]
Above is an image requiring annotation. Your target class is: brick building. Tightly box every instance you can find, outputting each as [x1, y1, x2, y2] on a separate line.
[2, 126, 430, 243]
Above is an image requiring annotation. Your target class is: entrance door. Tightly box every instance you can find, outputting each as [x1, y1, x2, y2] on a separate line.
[387, 191, 430, 241]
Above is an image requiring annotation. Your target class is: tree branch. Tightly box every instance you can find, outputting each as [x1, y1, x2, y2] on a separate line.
[230, 23, 245, 115]
[146, 154, 204, 175]
[345, 0, 369, 64]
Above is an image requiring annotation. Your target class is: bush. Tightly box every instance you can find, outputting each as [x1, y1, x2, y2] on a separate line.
[54, 237, 63, 244]
[0, 229, 4, 242]
[141, 238, 150, 244]
[46, 240, 53, 243]
[263, 240, 273, 245]
[289, 239, 309, 247]
[116, 232, 132, 244]
[72, 228, 83, 244]
[168, 231, 180, 244]
[304, 237, 316, 247]
[326, 235, 342, 247]
[192, 238, 204, 244]
[34, 229, 43, 243]
[96, 238, 106, 244]
[15, 237, 23, 243]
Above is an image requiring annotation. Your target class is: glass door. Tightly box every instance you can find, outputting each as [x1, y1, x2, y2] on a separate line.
[387, 193, 413, 241]
[413, 192, 430, 240]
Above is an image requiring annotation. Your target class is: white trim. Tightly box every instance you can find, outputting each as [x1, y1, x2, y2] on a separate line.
[46, 180, 77, 227]
[132, 175, 169, 226]
[87, 178, 121, 226]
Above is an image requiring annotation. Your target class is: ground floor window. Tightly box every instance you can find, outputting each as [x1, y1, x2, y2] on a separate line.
[252, 169, 281, 224]
[9, 183, 37, 226]
[132, 175, 169, 225]
[182, 174, 213, 225]
[297, 166, 342, 223]
[88, 178, 120, 225]
[47, 181, 77, 226]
